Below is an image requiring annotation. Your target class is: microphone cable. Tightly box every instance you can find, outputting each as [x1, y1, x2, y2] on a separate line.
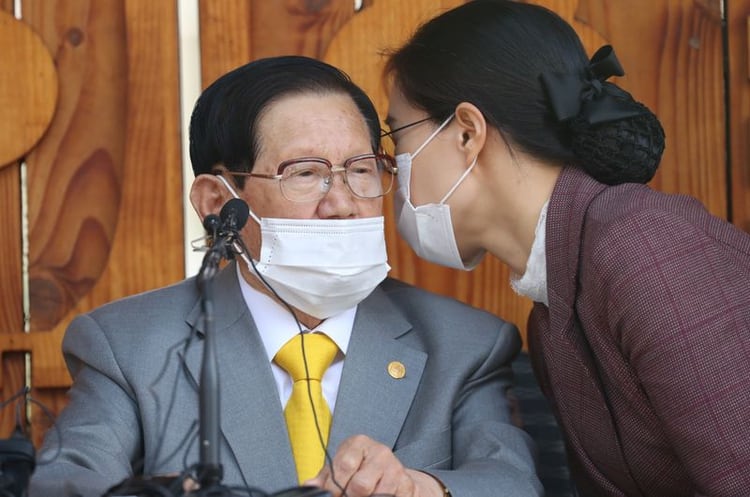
[233, 236, 349, 497]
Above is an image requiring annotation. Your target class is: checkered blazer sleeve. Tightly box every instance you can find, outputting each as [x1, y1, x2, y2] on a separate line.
[581, 200, 750, 494]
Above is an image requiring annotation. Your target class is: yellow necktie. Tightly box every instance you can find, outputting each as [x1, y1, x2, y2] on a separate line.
[274, 333, 338, 483]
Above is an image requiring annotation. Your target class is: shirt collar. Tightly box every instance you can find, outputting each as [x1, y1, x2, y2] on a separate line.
[510, 199, 550, 306]
[234, 264, 355, 363]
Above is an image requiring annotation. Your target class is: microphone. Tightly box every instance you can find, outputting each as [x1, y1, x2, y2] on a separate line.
[0, 428, 35, 497]
[202, 199, 249, 262]
[202, 213, 221, 241]
[219, 198, 249, 233]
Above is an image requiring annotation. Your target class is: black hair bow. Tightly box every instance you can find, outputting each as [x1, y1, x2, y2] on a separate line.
[540, 45, 645, 125]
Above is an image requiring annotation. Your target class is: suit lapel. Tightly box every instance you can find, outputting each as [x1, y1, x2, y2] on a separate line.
[327, 286, 426, 454]
[185, 263, 297, 491]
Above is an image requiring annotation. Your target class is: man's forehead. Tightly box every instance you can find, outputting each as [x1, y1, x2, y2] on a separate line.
[255, 93, 372, 158]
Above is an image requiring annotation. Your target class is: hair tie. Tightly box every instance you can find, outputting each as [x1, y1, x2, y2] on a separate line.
[540, 45, 646, 125]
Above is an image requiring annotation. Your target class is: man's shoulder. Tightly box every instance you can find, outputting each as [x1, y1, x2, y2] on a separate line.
[89, 276, 198, 319]
[377, 277, 515, 330]
[375, 278, 521, 362]
[72, 277, 200, 344]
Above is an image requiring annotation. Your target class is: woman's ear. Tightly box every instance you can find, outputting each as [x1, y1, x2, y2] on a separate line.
[454, 102, 487, 162]
[190, 174, 231, 221]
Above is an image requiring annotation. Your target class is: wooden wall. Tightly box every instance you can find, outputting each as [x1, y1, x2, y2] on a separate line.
[0, 0, 748, 445]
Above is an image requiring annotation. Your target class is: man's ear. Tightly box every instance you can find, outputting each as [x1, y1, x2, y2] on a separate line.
[454, 102, 487, 163]
[190, 174, 231, 221]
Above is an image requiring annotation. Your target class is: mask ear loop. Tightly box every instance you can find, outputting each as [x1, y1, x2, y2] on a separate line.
[215, 174, 261, 225]
[213, 174, 261, 273]
[439, 155, 478, 205]
[407, 114, 454, 201]
[411, 114, 455, 159]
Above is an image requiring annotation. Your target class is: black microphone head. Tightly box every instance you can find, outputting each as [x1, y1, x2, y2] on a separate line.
[202, 214, 221, 234]
[0, 429, 35, 497]
[220, 198, 250, 231]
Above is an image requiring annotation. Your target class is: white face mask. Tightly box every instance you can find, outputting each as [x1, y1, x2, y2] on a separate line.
[215, 175, 390, 319]
[393, 115, 485, 271]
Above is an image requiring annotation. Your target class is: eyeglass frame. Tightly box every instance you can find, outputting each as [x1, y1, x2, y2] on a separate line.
[220, 152, 398, 202]
[380, 116, 434, 139]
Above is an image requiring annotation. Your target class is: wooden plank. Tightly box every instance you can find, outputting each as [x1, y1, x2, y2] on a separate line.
[0, 2, 31, 440]
[0, 164, 26, 438]
[0, 166, 22, 336]
[541, 0, 728, 220]
[198, 0, 253, 87]
[199, 0, 365, 88]
[22, 0, 128, 331]
[0, 0, 184, 441]
[727, 1, 750, 232]
[21, 0, 183, 326]
[116, 0, 184, 293]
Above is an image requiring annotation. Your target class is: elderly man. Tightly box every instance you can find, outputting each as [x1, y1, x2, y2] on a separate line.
[29, 56, 541, 497]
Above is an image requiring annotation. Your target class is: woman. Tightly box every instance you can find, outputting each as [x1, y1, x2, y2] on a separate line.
[383, 1, 750, 496]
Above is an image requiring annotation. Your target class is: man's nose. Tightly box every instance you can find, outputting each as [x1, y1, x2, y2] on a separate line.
[317, 172, 357, 218]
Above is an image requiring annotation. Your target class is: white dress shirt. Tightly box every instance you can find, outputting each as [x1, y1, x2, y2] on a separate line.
[235, 265, 355, 411]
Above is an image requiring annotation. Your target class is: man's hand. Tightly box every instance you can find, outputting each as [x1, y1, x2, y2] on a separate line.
[304, 435, 444, 497]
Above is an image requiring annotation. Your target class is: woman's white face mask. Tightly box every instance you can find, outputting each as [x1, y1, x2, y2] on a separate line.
[393, 115, 485, 271]
[215, 175, 390, 319]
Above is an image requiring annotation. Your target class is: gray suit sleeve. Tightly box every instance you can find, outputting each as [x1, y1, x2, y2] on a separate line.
[427, 321, 543, 497]
[29, 314, 142, 497]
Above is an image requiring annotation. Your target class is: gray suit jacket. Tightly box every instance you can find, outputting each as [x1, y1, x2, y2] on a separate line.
[30, 264, 541, 497]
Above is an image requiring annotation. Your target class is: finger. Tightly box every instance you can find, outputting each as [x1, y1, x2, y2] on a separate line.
[388, 472, 416, 497]
[368, 455, 410, 497]
[312, 465, 349, 497]
[303, 466, 329, 490]
[346, 440, 407, 497]
[343, 462, 382, 497]
[330, 436, 369, 485]
[371, 470, 406, 497]
[182, 477, 200, 492]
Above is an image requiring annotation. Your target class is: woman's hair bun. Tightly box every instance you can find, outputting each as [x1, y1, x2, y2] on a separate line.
[568, 85, 665, 185]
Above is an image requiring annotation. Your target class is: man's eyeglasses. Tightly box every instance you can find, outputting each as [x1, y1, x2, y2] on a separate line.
[222, 153, 398, 203]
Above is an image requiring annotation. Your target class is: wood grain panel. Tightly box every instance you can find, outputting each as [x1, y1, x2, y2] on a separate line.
[0, 0, 184, 441]
[0, 10, 57, 167]
[199, 0, 372, 87]
[559, 0, 727, 218]
[0, 2, 30, 442]
[0, 164, 26, 438]
[115, 0, 183, 294]
[198, 0, 253, 87]
[727, 0, 750, 232]
[22, 0, 128, 331]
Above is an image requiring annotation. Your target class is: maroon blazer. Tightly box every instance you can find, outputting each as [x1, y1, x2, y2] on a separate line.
[527, 167, 750, 497]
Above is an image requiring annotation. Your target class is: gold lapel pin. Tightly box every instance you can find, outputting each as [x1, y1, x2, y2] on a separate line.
[387, 361, 406, 379]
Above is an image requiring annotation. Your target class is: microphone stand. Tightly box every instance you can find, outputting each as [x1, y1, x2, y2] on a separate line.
[195, 235, 226, 488]
[192, 200, 248, 491]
